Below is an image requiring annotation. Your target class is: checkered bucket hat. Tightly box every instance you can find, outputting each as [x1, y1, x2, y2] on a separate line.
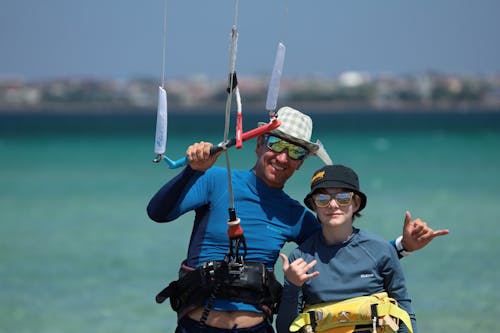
[258, 106, 320, 154]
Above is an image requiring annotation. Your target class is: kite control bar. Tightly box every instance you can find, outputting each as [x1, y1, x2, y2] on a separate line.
[162, 118, 280, 169]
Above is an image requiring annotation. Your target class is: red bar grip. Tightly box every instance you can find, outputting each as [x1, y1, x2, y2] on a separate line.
[241, 119, 281, 141]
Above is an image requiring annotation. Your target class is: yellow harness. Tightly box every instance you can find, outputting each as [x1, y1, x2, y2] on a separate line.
[289, 292, 413, 333]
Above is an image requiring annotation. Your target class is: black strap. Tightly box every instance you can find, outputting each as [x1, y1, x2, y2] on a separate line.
[155, 268, 203, 306]
[155, 261, 283, 315]
[226, 72, 238, 93]
[307, 310, 317, 331]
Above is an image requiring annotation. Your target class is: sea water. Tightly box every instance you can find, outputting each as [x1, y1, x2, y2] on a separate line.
[1, 110, 499, 332]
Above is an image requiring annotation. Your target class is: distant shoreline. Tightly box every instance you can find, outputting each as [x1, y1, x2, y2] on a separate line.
[1, 101, 499, 115]
[3, 106, 500, 135]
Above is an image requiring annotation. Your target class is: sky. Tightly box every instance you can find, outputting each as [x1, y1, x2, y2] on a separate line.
[1, 0, 500, 81]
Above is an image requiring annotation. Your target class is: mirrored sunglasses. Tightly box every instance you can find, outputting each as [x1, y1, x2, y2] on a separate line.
[265, 135, 308, 160]
[312, 192, 354, 208]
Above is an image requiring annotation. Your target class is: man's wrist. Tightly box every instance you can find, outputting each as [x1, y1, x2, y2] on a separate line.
[395, 235, 412, 257]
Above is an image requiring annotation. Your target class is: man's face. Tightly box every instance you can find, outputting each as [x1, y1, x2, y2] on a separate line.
[253, 136, 305, 188]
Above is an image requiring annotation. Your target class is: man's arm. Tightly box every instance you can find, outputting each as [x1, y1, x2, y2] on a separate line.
[147, 141, 223, 222]
[146, 166, 202, 222]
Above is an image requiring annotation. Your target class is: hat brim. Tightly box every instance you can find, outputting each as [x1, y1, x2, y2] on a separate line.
[258, 121, 320, 154]
[304, 181, 367, 212]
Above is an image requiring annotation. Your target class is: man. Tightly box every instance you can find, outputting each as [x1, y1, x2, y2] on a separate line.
[147, 106, 448, 332]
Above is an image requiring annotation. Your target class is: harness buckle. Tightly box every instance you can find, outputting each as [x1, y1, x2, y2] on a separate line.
[202, 261, 217, 280]
[228, 261, 244, 276]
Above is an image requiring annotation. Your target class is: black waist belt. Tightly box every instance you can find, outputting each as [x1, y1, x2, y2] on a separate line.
[155, 261, 282, 315]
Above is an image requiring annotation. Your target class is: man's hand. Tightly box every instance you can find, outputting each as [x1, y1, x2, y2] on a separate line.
[186, 141, 222, 172]
[402, 211, 449, 252]
[280, 253, 319, 287]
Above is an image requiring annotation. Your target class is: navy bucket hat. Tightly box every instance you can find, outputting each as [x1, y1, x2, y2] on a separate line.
[304, 164, 367, 212]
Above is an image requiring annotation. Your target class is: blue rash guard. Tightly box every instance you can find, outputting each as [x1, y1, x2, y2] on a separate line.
[147, 166, 320, 312]
[276, 228, 417, 333]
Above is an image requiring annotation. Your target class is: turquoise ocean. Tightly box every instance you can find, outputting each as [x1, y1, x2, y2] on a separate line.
[1, 109, 500, 332]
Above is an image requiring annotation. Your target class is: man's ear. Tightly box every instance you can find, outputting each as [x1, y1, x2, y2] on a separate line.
[255, 135, 265, 155]
[256, 135, 264, 147]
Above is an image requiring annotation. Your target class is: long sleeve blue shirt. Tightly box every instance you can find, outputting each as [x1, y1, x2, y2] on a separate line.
[276, 228, 417, 333]
[147, 166, 320, 312]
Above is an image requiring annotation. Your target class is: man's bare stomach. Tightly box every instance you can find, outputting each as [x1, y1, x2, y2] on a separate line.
[187, 307, 265, 329]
